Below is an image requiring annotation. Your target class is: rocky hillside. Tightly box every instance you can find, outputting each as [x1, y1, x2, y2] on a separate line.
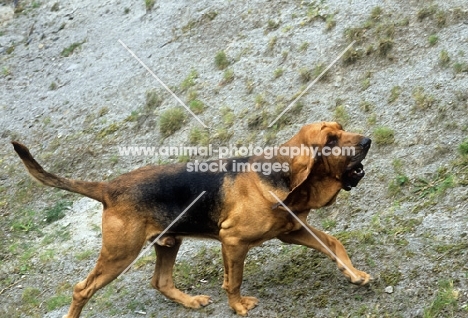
[1, 0, 467, 317]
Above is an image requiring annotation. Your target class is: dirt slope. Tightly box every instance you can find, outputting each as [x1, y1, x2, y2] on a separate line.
[1, 0, 468, 317]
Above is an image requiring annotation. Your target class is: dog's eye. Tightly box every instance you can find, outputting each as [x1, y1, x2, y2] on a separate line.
[327, 135, 338, 146]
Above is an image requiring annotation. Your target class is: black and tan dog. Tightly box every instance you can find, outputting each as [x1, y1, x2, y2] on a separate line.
[12, 122, 371, 317]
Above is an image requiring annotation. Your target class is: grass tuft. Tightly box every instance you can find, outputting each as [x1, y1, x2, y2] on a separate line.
[44, 201, 72, 224]
[145, 0, 155, 11]
[334, 104, 349, 126]
[189, 127, 210, 146]
[46, 294, 70, 311]
[180, 69, 198, 91]
[423, 280, 459, 318]
[61, 41, 85, 57]
[428, 34, 438, 46]
[221, 68, 234, 85]
[417, 5, 437, 21]
[298, 67, 312, 83]
[145, 89, 163, 110]
[214, 51, 229, 70]
[189, 99, 205, 114]
[459, 138, 468, 156]
[159, 108, 187, 137]
[439, 50, 450, 67]
[413, 87, 436, 110]
[388, 85, 401, 103]
[373, 126, 395, 145]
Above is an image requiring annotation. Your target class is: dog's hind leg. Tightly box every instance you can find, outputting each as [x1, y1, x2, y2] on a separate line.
[63, 210, 147, 318]
[151, 238, 211, 309]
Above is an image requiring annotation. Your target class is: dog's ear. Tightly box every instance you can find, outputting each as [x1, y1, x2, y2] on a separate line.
[289, 152, 314, 191]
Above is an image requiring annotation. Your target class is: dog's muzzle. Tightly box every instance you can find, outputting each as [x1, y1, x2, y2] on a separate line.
[342, 137, 371, 191]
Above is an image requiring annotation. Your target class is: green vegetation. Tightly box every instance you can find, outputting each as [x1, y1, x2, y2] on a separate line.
[361, 71, 372, 91]
[321, 219, 337, 230]
[51, 2, 60, 12]
[428, 34, 438, 46]
[254, 93, 267, 108]
[97, 122, 119, 139]
[273, 68, 284, 79]
[46, 294, 69, 311]
[312, 62, 328, 81]
[413, 168, 454, 198]
[334, 104, 349, 126]
[412, 87, 436, 110]
[22, 287, 41, 306]
[2, 66, 11, 77]
[245, 80, 254, 94]
[373, 126, 395, 145]
[370, 6, 383, 21]
[298, 42, 309, 51]
[220, 106, 235, 126]
[49, 81, 58, 91]
[159, 107, 187, 137]
[189, 99, 205, 114]
[266, 19, 280, 32]
[75, 250, 94, 261]
[180, 69, 198, 91]
[145, 0, 155, 11]
[44, 200, 72, 223]
[388, 159, 409, 197]
[213, 128, 232, 142]
[439, 50, 450, 67]
[453, 62, 468, 74]
[380, 269, 402, 286]
[214, 51, 229, 70]
[61, 41, 85, 57]
[325, 14, 336, 30]
[417, 5, 437, 21]
[423, 280, 459, 318]
[459, 138, 468, 155]
[221, 68, 234, 84]
[11, 209, 37, 233]
[388, 85, 401, 103]
[267, 36, 277, 51]
[189, 127, 210, 146]
[343, 6, 399, 63]
[360, 100, 374, 112]
[299, 67, 311, 83]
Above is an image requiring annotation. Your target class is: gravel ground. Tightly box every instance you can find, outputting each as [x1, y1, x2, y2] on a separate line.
[1, 0, 468, 317]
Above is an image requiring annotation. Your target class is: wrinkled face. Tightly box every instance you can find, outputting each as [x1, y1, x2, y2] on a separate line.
[306, 122, 371, 191]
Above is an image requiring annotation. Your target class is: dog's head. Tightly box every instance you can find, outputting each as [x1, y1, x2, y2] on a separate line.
[282, 122, 371, 192]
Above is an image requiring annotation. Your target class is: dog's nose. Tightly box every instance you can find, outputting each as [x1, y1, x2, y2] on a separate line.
[359, 137, 372, 149]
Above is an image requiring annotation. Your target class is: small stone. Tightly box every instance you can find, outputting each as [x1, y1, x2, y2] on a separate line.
[385, 286, 394, 294]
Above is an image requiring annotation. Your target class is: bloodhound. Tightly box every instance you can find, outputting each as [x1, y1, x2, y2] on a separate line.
[12, 122, 371, 317]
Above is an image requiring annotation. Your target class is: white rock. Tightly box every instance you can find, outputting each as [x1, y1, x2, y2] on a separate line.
[385, 286, 394, 294]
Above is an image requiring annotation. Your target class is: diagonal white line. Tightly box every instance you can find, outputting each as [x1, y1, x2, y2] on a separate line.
[268, 191, 358, 281]
[268, 40, 356, 128]
[118, 39, 208, 128]
[119, 191, 206, 277]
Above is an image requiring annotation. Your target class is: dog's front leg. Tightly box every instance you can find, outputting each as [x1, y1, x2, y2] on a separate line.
[221, 243, 259, 316]
[278, 225, 372, 285]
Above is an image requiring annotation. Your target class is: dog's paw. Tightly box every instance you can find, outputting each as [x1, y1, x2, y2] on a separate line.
[341, 267, 372, 286]
[231, 296, 259, 316]
[187, 295, 212, 308]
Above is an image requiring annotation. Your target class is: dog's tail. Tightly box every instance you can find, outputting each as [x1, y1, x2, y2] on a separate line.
[12, 142, 105, 203]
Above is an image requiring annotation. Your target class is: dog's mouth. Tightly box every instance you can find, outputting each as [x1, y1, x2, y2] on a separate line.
[342, 162, 365, 191]
[341, 137, 371, 191]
